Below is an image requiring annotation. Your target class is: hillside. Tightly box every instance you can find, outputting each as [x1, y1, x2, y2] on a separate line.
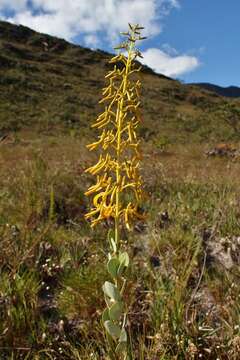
[0, 20, 240, 143]
[191, 82, 240, 98]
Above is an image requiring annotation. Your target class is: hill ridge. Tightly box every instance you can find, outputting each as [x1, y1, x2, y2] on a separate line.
[190, 82, 240, 98]
[0, 20, 239, 143]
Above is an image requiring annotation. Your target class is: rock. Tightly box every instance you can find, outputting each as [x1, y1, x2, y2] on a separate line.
[156, 210, 171, 229]
[205, 143, 238, 157]
[194, 287, 220, 320]
[204, 235, 240, 270]
[149, 255, 161, 268]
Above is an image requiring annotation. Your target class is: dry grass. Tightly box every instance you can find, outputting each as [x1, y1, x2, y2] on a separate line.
[0, 133, 239, 359]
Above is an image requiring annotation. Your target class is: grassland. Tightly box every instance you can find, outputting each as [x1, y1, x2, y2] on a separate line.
[0, 132, 239, 359]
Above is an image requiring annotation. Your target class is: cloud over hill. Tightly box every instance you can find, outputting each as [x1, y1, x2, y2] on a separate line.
[0, 0, 199, 77]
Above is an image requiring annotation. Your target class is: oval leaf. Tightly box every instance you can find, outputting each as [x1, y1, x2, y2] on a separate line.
[102, 308, 110, 322]
[119, 252, 129, 267]
[117, 262, 125, 276]
[104, 320, 121, 339]
[107, 258, 120, 278]
[109, 301, 123, 321]
[102, 281, 121, 301]
[119, 328, 127, 343]
[117, 252, 130, 276]
[116, 341, 127, 354]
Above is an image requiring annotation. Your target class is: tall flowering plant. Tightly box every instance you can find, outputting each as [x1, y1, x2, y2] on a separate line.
[85, 24, 146, 359]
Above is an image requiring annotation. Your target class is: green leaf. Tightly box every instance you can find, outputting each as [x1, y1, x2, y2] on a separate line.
[107, 230, 117, 253]
[116, 341, 127, 353]
[116, 329, 128, 354]
[104, 320, 121, 339]
[119, 252, 129, 267]
[102, 308, 110, 322]
[117, 252, 130, 275]
[102, 281, 121, 301]
[109, 302, 123, 321]
[104, 296, 112, 308]
[110, 238, 117, 253]
[117, 263, 125, 276]
[107, 258, 120, 278]
[119, 328, 127, 343]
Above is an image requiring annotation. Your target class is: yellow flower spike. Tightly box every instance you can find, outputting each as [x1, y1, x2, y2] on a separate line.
[92, 113, 108, 128]
[85, 22, 146, 239]
[93, 190, 109, 208]
[127, 123, 134, 142]
[105, 66, 117, 78]
[124, 202, 134, 230]
[85, 24, 148, 345]
[109, 54, 121, 63]
[102, 131, 115, 150]
[85, 207, 100, 219]
[109, 185, 117, 204]
[102, 84, 112, 96]
[86, 156, 108, 175]
[85, 173, 108, 196]
[85, 154, 103, 172]
[94, 119, 111, 130]
[86, 130, 106, 151]
[85, 184, 102, 197]
[99, 94, 115, 104]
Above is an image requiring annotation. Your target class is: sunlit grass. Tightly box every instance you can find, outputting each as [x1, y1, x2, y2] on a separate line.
[0, 134, 239, 358]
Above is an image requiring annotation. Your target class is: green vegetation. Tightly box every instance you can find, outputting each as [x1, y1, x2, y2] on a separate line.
[0, 138, 239, 359]
[0, 20, 240, 143]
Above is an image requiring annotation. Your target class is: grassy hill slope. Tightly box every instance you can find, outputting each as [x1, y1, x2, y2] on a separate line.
[0, 20, 240, 143]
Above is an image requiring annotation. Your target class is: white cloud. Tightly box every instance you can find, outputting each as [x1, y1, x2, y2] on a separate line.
[9, 10, 77, 39]
[161, 43, 179, 56]
[84, 34, 100, 48]
[0, 0, 201, 78]
[0, 0, 179, 45]
[141, 47, 200, 77]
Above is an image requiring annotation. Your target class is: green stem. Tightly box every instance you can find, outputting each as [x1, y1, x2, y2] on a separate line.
[113, 39, 134, 360]
[115, 39, 134, 250]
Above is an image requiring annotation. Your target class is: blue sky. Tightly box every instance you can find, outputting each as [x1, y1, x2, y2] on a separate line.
[0, 0, 239, 87]
[157, 0, 240, 86]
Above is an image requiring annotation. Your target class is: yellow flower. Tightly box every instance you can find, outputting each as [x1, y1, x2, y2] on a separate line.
[85, 24, 145, 230]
